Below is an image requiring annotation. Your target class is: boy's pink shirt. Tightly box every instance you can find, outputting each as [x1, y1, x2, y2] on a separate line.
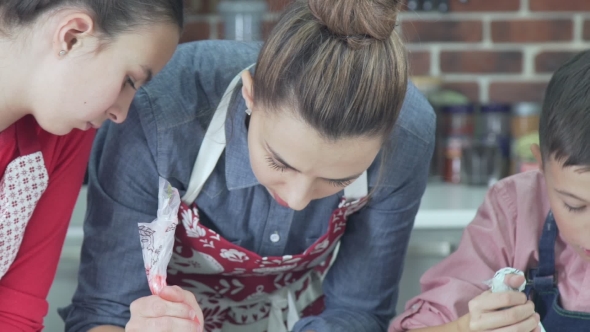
[390, 170, 590, 331]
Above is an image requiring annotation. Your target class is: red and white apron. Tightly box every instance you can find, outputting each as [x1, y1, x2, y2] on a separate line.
[0, 117, 48, 279]
[167, 70, 369, 332]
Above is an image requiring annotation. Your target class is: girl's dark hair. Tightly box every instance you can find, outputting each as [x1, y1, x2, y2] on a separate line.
[0, 0, 183, 36]
[253, 0, 407, 141]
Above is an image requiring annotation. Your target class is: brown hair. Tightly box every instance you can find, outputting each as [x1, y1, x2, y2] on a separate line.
[253, 0, 408, 141]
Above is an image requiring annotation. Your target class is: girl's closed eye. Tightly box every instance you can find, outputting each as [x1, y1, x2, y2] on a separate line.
[125, 76, 137, 90]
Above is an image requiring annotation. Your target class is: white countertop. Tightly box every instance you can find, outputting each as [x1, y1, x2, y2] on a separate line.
[415, 182, 488, 228]
[66, 182, 489, 240]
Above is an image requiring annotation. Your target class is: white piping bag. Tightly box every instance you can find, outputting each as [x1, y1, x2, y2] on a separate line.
[138, 177, 180, 295]
[485, 268, 546, 332]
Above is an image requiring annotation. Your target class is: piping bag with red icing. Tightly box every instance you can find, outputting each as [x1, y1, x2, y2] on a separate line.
[138, 177, 180, 295]
[138, 178, 202, 330]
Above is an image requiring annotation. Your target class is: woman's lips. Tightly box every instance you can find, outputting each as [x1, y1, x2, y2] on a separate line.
[271, 191, 289, 208]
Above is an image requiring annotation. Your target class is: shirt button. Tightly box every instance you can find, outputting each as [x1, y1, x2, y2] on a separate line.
[270, 232, 280, 243]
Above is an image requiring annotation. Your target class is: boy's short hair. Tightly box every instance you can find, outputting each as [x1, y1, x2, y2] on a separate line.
[539, 50, 590, 167]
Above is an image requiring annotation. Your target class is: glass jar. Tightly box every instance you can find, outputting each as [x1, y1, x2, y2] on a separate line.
[218, 0, 268, 41]
[440, 105, 475, 183]
[511, 102, 541, 174]
[479, 104, 512, 179]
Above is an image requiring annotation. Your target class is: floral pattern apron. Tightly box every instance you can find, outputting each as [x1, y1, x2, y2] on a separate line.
[0, 117, 48, 279]
[166, 70, 369, 332]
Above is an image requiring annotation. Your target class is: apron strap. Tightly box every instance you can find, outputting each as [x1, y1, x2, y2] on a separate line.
[268, 288, 299, 332]
[537, 212, 557, 276]
[527, 212, 558, 292]
[182, 66, 253, 204]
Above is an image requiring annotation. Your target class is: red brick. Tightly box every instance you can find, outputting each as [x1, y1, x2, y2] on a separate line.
[584, 20, 590, 40]
[447, 0, 519, 12]
[180, 21, 211, 43]
[535, 51, 579, 73]
[530, 0, 590, 11]
[489, 82, 549, 103]
[440, 51, 522, 73]
[491, 20, 573, 43]
[409, 51, 430, 76]
[441, 82, 480, 102]
[267, 0, 292, 12]
[402, 21, 483, 43]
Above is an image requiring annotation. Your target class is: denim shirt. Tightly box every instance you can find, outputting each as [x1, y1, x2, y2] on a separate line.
[60, 40, 435, 332]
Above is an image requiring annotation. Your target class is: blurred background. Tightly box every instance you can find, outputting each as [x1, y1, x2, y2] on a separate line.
[178, 0, 590, 186]
[46, 1, 590, 331]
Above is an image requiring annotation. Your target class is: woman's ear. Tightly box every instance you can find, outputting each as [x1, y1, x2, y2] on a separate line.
[241, 70, 254, 111]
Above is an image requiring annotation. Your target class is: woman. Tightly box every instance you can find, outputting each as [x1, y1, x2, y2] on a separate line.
[0, 0, 182, 330]
[61, 0, 435, 331]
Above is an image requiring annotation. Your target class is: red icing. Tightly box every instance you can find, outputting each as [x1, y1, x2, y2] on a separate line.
[149, 274, 167, 295]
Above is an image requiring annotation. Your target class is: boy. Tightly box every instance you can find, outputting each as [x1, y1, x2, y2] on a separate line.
[390, 50, 590, 331]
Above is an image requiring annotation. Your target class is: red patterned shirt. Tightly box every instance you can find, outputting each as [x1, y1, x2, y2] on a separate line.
[0, 116, 95, 331]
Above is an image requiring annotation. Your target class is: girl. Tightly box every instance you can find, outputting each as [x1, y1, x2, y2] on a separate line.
[0, 1, 182, 330]
[61, 1, 435, 331]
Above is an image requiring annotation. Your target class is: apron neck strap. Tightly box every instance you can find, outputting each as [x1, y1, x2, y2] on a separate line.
[182, 66, 253, 204]
[527, 212, 558, 292]
[537, 212, 558, 277]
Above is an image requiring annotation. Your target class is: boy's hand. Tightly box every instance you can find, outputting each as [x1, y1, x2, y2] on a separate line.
[463, 275, 541, 332]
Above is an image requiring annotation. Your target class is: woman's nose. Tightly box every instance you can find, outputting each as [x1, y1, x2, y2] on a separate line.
[285, 177, 314, 211]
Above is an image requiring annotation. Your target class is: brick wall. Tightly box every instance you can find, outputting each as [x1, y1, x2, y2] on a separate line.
[181, 0, 286, 41]
[182, 0, 590, 103]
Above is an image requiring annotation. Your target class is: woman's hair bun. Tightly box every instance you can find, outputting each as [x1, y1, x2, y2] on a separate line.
[308, 0, 402, 47]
